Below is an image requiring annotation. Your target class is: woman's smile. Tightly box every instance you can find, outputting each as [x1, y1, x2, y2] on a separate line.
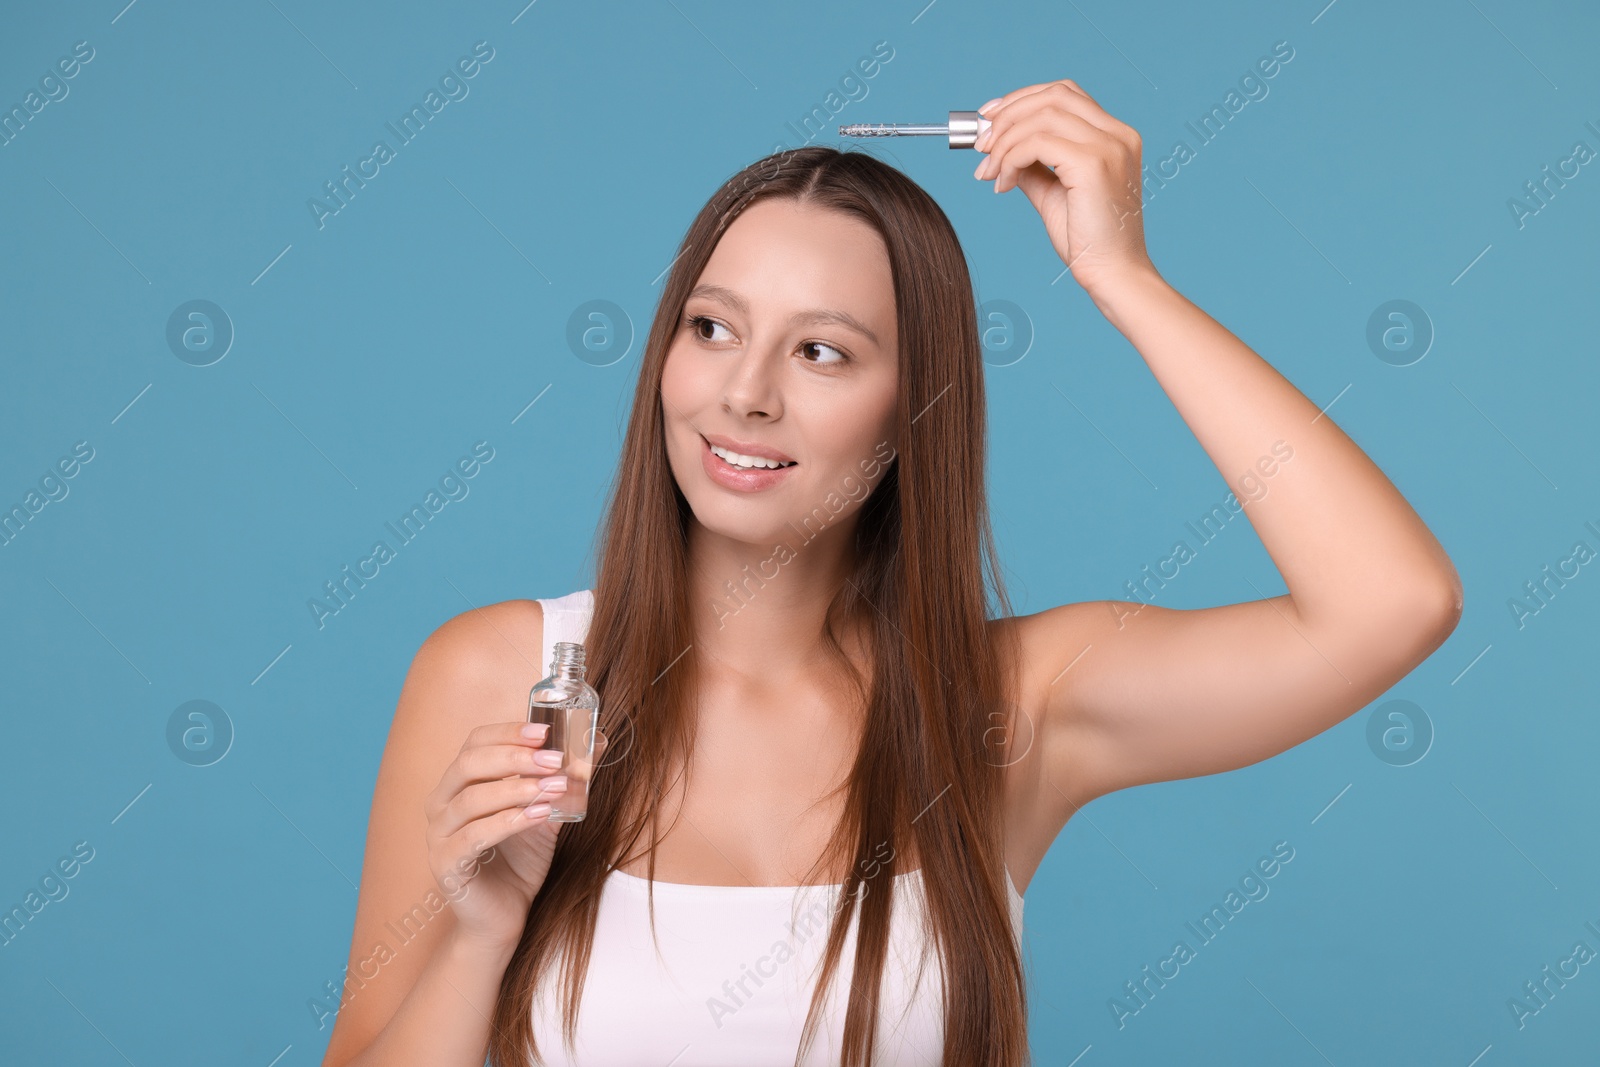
[699, 433, 801, 492]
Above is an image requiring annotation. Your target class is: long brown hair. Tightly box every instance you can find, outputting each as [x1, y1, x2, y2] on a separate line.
[489, 145, 1029, 1067]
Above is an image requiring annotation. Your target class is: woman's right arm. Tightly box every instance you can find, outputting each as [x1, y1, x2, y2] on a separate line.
[321, 599, 551, 1067]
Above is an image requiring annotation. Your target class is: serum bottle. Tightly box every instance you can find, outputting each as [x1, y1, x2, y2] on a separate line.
[527, 641, 601, 822]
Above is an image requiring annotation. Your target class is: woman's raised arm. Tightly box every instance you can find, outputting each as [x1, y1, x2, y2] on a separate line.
[975, 78, 1461, 807]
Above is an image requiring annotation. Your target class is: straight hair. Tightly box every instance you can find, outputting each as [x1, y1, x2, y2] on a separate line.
[489, 144, 1029, 1067]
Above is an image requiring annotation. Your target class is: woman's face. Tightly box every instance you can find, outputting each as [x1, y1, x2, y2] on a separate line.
[661, 198, 900, 548]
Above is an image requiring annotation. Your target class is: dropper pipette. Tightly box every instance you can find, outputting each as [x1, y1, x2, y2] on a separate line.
[838, 110, 992, 149]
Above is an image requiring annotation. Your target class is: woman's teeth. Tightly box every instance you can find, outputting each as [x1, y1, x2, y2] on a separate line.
[709, 443, 795, 470]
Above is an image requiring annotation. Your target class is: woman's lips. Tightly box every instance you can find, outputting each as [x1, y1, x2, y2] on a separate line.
[700, 435, 799, 492]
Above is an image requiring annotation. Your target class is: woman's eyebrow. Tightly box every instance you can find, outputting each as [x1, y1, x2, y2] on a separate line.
[688, 284, 880, 347]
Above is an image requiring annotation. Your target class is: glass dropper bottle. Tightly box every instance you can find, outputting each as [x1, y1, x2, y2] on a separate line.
[527, 640, 601, 822]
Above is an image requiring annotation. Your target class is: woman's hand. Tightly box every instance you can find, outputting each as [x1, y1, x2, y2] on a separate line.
[422, 720, 585, 952]
[973, 78, 1155, 297]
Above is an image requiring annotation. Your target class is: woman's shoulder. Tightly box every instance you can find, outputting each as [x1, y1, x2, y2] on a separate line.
[422, 598, 543, 676]
[412, 588, 591, 691]
[402, 595, 571, 720]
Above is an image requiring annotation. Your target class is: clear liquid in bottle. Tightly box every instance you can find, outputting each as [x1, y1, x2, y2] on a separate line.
[527, 640, 601, 822]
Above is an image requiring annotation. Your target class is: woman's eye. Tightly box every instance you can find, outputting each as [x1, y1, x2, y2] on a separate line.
[802, 341, 848, 365]
[684, 314, 847, 366]
[684, 314, 732, 342]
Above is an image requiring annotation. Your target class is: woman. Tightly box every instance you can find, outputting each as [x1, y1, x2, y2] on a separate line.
[321, 79, 1462, 1067]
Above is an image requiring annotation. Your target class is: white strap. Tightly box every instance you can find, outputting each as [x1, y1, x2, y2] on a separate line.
[535, 589, 595, 675]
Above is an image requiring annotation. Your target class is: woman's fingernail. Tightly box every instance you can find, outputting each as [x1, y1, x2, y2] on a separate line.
[524, 802, 552, 819]
[979, 98, 1002, 115]
[522, 722, 549, 739]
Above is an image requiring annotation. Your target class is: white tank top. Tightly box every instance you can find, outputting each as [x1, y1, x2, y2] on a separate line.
[527, 590, 1025, 1066]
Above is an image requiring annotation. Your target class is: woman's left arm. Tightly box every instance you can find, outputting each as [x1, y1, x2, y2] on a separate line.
[976, 79, 1463, 802]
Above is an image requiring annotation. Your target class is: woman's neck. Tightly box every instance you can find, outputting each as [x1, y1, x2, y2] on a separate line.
[685, 517, 863, 681]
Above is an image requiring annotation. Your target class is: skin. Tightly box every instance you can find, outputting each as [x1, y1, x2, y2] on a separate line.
[321, 78, 1462, 1067]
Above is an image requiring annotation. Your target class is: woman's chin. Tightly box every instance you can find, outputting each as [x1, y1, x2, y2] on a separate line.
[685, 503, 803, 549]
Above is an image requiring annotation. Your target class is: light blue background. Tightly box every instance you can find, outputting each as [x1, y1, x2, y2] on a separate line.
[2, 0, 1596, 1063]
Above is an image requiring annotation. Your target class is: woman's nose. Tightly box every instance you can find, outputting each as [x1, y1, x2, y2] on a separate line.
[721, 345, 782, 418]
